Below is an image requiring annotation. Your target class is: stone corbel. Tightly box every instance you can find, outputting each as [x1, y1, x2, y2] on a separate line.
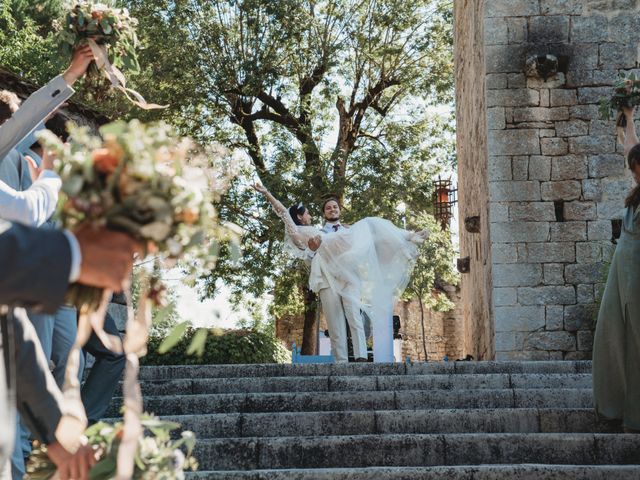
[464, 216, 481, 233]
[457, 257, 470, 274]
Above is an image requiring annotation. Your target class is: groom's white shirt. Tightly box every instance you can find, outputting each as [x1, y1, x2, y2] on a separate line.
[320, 221, 344, 234]
[305, 221, 343, 259]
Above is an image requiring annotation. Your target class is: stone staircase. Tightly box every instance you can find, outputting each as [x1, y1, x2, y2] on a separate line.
[107, 361, 640, 479]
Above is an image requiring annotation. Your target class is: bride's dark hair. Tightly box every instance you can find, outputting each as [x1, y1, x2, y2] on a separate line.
[625, 144, 640, 209]
[289, 202, 306, 225]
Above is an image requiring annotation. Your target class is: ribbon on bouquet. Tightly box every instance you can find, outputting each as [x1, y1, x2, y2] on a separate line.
[56, 274, 154, 478]
[86, 38, 168, 111]
[56, 289, 114, 456]
[116, 276, 153, 480]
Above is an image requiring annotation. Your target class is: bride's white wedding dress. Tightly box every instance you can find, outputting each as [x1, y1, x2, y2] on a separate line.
[273, 200, 422, 362]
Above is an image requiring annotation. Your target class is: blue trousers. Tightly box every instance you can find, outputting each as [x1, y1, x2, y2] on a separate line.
[81, 311, 125, 424]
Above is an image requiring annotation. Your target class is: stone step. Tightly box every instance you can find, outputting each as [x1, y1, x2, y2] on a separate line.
[137, 361, 592, 381]
[192, 433, 640, 470]
[107, 388, 593, 416]
[186, 465, 640, 480]
[149, 408, 619, 438]
[125, 373, 592, 396]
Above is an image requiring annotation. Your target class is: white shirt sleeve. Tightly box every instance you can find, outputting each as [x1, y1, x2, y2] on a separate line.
[62, 230, 82, 282]
[0, 75, 74, 160]
[0, 170, 62, 227]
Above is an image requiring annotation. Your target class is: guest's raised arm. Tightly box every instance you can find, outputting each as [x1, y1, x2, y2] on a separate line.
[0, 46, 94, 160]
[0, 221, 141, 313]
[622, 106, 639, 158]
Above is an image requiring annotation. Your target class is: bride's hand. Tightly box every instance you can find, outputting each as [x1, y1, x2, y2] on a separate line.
[411, 228, 430, 244]
[253, 183, 267, 194]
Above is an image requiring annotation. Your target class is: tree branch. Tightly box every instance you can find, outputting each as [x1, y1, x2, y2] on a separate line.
[357, 132, 388, 151]
[227, 93, 266, 175]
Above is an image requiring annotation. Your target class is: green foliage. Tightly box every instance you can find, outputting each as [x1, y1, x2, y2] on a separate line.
[27, 413, 197, 479]
[142, 327, 291, 365]
[403, 213, 459, 311]
[0, 0, 63, 83]
[1, 0, 458, 318]
[131, 264, 181, 337]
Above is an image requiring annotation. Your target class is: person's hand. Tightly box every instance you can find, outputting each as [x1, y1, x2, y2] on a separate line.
[252, 183, 267, 194]
[62, 45, 96, 86]
[308, 235, 322, 251]
[25, 155, 42, 182]
[411, 228, 430, 244]
[46, 437, 99, 480]
[25, 149, 56, 181]
[74, 225, 142, 291]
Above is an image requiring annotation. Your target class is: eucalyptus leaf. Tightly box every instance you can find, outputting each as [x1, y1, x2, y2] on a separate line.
[157, 322, 189, 354]
[186, 328, 209, 357]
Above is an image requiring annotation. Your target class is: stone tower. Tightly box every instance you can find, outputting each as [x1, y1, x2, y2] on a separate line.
[455, 0, 636, 360]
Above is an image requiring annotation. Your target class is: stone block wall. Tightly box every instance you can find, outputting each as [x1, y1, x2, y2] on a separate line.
[482, 0, 634, 360]
[397, 286, 465, 361]
[454, 0, 495, 360]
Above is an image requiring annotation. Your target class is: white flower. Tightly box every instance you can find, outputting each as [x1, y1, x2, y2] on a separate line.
[139, 221, 172, 241]
[167, 238, 183, 257]
[139, 437, 159, 458]
[172, 449, 185, 470]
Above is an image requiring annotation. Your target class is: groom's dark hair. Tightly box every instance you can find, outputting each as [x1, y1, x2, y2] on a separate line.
[321, 196, 341, 211]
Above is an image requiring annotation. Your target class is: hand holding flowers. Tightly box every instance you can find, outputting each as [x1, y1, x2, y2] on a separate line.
[55, 2, 164, 108]
[599, 74, 640, 121]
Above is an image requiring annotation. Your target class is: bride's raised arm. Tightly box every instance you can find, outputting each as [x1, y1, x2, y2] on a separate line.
[253, 183, 308, 250]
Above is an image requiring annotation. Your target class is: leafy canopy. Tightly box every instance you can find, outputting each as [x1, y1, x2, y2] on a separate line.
[1, 0, 458, 320]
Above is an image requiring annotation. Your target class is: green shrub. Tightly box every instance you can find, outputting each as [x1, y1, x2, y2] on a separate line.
[141, 327, 291, 365]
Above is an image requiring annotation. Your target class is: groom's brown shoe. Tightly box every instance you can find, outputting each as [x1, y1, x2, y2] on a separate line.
[355, 357, 368, 362]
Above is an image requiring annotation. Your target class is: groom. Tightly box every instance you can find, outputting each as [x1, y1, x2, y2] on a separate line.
[308, 197, 368, 363]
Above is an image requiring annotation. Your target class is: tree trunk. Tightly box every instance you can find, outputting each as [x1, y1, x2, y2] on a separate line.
[418, 294, 428, 361]
[301, 286, 318, 355]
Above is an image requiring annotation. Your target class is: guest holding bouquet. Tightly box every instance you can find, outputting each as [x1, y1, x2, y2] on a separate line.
[593, 105, 640, 433]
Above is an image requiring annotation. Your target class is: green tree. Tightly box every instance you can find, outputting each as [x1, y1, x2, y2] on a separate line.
[123, 0, 456, 353]
[0, 0, 457, 354]
[402, 213, 459, 360]
[0, 0, 62, 83]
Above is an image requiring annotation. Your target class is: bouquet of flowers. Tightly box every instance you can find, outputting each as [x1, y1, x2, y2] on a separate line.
[37, 119, 239, 312]
[599, 73, 640, 121]
[55, 2, 163, 108]
[26, 414, 198, 479]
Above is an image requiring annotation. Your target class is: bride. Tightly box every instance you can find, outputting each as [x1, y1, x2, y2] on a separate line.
[254, 183, 428, 362]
